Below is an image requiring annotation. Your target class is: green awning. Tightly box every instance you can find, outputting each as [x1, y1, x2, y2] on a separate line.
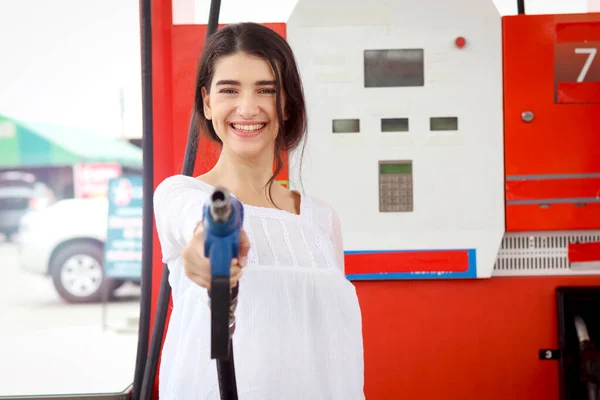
[0, 113, 143, 169]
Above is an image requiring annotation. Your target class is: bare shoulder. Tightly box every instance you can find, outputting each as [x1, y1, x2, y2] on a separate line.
[272, 183, 302, 215]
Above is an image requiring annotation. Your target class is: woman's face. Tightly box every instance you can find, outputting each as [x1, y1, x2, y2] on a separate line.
[202, 52, 285, 161]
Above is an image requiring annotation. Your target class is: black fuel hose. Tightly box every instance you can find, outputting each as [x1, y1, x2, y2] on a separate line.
[575, 316, 600, 400]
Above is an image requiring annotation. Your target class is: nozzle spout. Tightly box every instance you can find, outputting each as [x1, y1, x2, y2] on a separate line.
[576, 315, 592, 343]
[210, 187, 232, 223]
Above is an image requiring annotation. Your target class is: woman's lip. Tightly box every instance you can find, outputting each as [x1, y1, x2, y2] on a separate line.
[229, 122, 267, 137]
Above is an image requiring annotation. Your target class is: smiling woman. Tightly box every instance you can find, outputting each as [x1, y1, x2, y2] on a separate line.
[201, 54, 283, 162]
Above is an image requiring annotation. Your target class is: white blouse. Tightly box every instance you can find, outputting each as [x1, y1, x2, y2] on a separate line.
[153, 174, 365, 400]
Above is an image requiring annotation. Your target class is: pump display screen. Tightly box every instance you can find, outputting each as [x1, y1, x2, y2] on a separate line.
[364, 49, 424, 88]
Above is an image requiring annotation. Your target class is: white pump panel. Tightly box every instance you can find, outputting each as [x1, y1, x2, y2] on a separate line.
[287, 0, 505, 279]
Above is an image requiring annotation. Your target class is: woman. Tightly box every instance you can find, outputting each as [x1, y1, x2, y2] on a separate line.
[153, 22, 365, 399]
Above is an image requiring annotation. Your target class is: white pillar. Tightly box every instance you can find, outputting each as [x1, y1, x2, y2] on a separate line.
[173, 0, 196, 25]
[589, 0, 600, 11]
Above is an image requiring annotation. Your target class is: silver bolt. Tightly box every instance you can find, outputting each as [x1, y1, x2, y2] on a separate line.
[521, 111, 534, 122]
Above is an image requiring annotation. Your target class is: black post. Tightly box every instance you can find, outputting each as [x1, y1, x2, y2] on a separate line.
[132, 0, 153, 399]
[181, 0, 221, 175]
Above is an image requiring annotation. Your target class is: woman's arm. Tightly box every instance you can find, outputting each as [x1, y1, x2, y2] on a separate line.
[153, 176, 208, 265]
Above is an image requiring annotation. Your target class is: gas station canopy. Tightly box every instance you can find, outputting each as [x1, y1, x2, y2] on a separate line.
[0, 113, 142, 169]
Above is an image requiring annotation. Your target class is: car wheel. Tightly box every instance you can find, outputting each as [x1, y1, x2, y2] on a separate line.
[50, 241, 120, 303]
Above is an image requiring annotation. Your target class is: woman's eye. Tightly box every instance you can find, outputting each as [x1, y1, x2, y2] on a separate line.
[218, 88, 275, 94]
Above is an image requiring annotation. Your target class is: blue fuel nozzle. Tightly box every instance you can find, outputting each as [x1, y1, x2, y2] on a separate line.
[203, 187, 244, 360]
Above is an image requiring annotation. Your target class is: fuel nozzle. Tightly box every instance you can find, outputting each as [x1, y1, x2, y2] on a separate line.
[203, 187, 244, 361]
[575, 315, 600, 400]
[210, 188, 233, 223]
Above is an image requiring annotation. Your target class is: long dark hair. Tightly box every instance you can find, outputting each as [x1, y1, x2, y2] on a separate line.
[193, 22, 307, 206]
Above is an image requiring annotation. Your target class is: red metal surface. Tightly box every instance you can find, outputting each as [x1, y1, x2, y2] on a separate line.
[556, 20, 600, 42]
[150, 0, 174, 398]
[507, 203, 600, 231]
[503, 13, 600, 231]
[345, 250, 469, 275]
[506, 178, 600, 200]
[558, 82, 600, 103]
[569, 242, 600, 262]
[357, 276, 600, 400]
[171, 24, 222, 176]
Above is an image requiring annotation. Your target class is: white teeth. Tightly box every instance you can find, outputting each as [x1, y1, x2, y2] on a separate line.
[232, 123, 265, 132]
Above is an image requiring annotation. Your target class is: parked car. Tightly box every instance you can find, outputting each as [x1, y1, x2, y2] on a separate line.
[0, 171, 54, 241]
[16, 197, 138, 303]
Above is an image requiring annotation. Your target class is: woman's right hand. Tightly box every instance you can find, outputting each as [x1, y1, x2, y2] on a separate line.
[182, 221, 250, 290]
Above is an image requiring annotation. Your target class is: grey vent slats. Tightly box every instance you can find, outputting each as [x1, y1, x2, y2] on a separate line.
[492, 232, 600, 276]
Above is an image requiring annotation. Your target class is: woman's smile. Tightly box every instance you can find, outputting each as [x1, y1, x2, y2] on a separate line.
[229, 121, 268, 138]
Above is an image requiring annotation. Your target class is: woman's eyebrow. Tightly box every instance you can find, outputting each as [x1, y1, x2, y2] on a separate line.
[215, 79, 276, 86]
[256, 80, 276, 85]
[216, 79, 239, 86]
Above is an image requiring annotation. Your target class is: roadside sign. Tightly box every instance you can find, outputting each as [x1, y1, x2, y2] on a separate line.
[103, 175, 143, 280]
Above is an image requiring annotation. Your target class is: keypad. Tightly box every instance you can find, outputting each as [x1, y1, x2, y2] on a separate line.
[379, 171, 413, 212]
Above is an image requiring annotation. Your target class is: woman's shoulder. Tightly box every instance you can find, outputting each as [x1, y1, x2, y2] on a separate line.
[155, 173, 209, 189]
[300, 192, 341, 231]
[153, 174, 212, 205]
[302, 192, 336, 215]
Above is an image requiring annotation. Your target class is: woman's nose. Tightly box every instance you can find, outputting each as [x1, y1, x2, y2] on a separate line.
[237, 93, 259, 118]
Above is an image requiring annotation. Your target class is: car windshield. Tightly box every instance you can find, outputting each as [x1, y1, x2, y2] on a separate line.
[0, 173, 45, 210]
[0, 172, 36, 190]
